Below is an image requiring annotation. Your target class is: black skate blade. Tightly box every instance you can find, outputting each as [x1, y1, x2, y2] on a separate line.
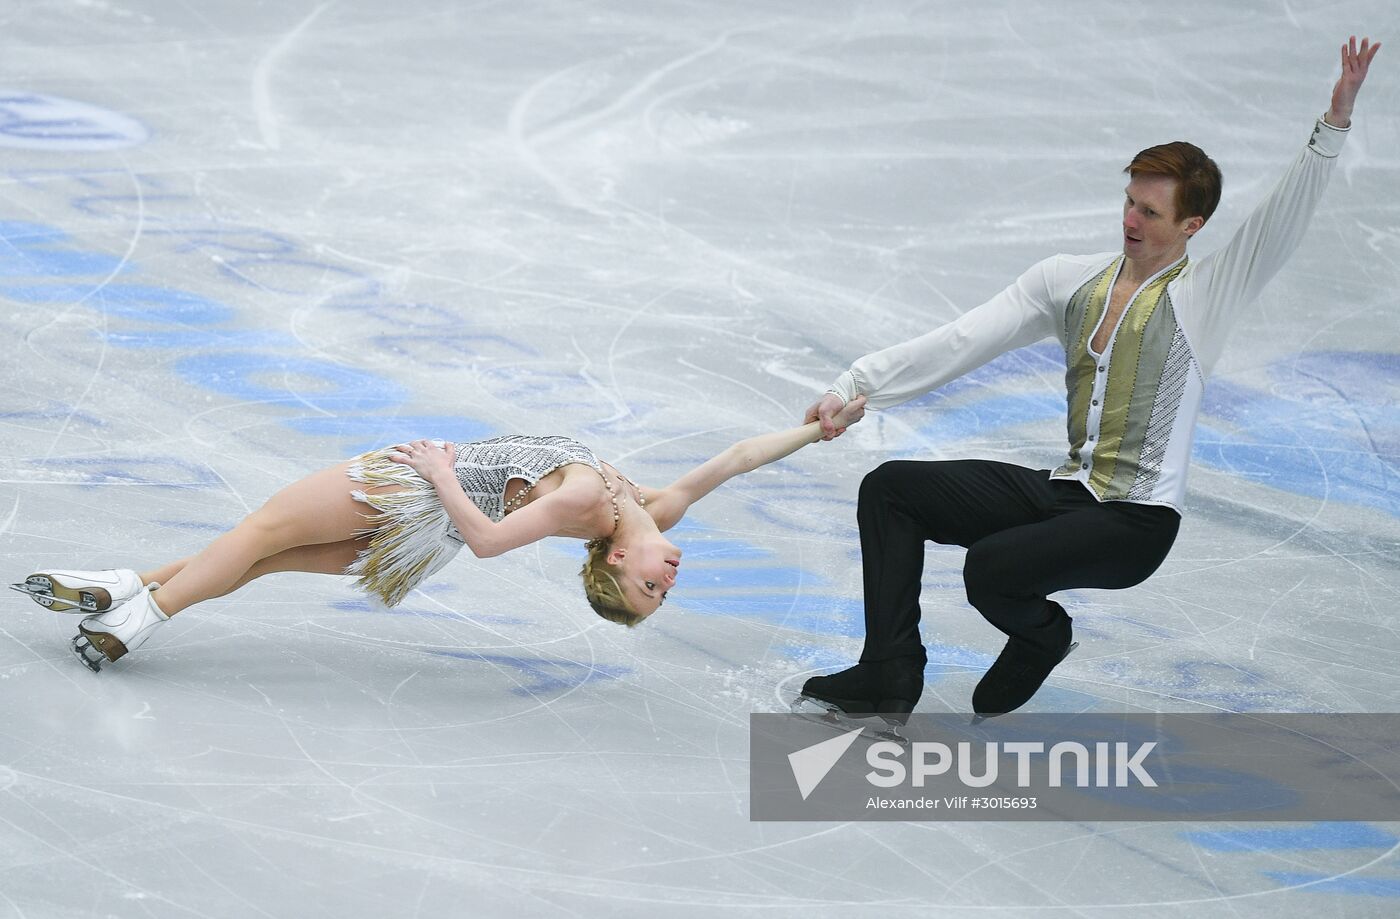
[790, 696, 909, 745]
[970, 640, 1080, 725]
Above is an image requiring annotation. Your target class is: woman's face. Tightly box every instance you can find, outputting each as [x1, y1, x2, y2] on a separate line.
[609, 537, 682, 619]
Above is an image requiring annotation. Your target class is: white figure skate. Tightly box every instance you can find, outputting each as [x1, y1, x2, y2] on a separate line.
[71, 587, 169, 672]
[9, 568, 147, 613]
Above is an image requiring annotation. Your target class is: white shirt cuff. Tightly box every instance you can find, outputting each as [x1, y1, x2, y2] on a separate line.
[1309, 115, 1349, 158]
[827, 371, 859, 406]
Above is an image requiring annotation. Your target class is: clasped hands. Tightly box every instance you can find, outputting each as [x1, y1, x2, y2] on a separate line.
[805, 393, 868, 442]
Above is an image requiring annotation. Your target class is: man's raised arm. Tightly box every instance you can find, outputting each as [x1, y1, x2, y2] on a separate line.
[1326, 35, 1381, 129]
[1180, 36, 1381, 371]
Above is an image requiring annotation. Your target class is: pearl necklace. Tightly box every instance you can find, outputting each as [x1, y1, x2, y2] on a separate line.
[502, 465, 644, 533]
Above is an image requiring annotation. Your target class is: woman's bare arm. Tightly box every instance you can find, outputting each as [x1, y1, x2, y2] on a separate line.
[438, 483, 593, 557]
[646, 397, 866, 531]
[389, 440, 594, 558]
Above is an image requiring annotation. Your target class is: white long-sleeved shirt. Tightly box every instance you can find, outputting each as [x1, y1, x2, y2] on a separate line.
[829, 116, 1350, 511]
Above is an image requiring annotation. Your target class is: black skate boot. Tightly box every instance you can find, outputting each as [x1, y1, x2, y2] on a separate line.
[971, 615, 1077, 720]
[799, 653, 926, 726]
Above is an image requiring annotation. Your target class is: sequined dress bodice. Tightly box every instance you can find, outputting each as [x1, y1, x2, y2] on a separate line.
[451, 435, 602, 523]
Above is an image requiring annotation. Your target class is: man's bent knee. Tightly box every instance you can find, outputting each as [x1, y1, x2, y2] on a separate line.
[859, 460, 929, 504]
[963, 541, 1023, 610]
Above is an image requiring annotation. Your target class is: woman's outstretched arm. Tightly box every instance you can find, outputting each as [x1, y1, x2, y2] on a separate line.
[646, 396, 867, 531]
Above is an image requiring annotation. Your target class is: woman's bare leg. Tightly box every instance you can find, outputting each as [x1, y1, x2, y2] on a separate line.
[140, 558, 189, 588]
[217, 538, 367, 596]
[141, 540, 359, 594]
[152, 462, 381, 616]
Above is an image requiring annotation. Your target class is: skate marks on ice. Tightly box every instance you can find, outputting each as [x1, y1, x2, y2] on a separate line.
[3, 0, 1400, 916]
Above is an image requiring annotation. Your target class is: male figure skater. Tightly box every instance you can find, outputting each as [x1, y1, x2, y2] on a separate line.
[802, 37, 1382, 721]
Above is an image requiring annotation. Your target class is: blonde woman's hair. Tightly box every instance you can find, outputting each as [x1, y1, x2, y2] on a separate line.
[580, 538, 644, 627]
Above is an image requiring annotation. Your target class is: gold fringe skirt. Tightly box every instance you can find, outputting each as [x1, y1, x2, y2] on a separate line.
[344, 446, 463, 608]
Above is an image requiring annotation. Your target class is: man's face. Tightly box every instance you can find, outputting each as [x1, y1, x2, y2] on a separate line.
[1122, 174, 1202, 264]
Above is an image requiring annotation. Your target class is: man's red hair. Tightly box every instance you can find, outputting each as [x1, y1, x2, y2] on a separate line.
[1124, 141, 1222, 223]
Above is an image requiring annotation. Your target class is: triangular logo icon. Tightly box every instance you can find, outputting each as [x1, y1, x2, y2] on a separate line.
[788, 727, 865, 800]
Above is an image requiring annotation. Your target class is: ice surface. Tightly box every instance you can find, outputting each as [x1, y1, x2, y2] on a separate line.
[1, 1, 1398, 916]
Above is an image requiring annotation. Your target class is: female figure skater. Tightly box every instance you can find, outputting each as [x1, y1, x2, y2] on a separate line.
[14, 399, 866, 671]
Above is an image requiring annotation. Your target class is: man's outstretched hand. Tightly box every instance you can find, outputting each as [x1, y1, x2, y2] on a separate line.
[805, 393, 867, 441]
[1327, 35, 1381, 129]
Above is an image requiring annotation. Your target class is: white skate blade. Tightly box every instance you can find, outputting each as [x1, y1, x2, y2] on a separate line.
[69, 634, 104, 672]
[10, 577, 101, 612]
[789, 696, 909, 745]
[10, 582, 86, 612]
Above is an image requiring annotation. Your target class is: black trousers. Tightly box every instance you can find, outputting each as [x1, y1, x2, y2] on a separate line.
[856, 460, 1181, 663]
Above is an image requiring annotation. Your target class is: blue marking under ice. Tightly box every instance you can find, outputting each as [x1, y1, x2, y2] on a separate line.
[1262, 873, 1400, 897]
[1184, 823, 1398, 852]
[430, 650, 630, 695]
[683, 565, 824, 589]
[0, 219, 128, 276]
[41, 456, 223, 489]
[682, 595, 863, 634]
[153, 519, 229, 532]
[329, 599, 529, 625]
[926, 641, 996, 670]
[658, 516, 855, 629]
[176, 351, 408, 410]
[0, 282, 232, 324]
[1195, 366, 1400, 517]
[665, 518, 776, 560]
[672, 539, 776, 560]
[916, 390, 1067, 444]
[102, 329, 298, 350]
[283, 415, 497, 453]
[908, 340, 1065, 403]
[0, 405, 106, 427]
